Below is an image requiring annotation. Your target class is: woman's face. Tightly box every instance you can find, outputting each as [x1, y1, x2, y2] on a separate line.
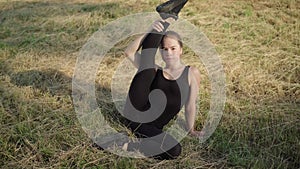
[160, 36, 183, 65]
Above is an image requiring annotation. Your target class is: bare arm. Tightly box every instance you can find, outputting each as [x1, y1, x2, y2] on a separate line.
[185, 66, 203, 137]
[124, 34, 145, 68]
[124, 20, 166, 68]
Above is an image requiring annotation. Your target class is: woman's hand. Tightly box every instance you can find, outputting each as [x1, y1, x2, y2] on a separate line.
[189, 130, 205, 138]
[150, 20, 165, 32]
[149, 18, 175, 32]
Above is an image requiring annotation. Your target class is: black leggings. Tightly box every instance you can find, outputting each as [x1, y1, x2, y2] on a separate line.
[124, 22, 182, 160]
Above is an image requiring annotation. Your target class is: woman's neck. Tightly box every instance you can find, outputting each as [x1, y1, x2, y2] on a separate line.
[165, 61, 184, 71]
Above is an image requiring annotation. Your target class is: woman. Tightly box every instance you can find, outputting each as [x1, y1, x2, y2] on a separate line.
[122, 16, 203, 160]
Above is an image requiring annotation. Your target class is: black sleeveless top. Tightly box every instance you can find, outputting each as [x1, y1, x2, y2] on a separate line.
[147, 66, 190, 129]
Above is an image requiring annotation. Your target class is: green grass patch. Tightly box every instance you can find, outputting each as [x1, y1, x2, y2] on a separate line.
[0, 0, 299, 168]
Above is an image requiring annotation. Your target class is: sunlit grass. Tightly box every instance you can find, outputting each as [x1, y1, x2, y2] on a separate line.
[0, 0, 299, 168]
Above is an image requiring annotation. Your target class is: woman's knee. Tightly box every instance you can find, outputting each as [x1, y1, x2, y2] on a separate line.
[155, 143, 181, 160]
[169, 143, 182, 158]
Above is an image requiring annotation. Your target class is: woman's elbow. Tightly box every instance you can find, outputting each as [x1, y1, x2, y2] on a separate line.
[185, 106, 193, 114]
[124, 49, 131, 58]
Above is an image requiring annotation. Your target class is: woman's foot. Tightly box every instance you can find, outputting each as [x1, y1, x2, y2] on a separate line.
[93, 132, 129, 150]
[122, 142, 129, 151]
[156, 0, 188, 20]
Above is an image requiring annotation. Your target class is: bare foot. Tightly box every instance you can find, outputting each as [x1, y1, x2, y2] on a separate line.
[122, 142, 128, 151]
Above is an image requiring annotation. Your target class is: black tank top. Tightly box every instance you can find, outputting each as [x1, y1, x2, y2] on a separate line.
[147, 66, 190, 129]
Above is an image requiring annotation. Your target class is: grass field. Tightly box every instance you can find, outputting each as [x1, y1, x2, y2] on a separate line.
[0, 0, 299, 168]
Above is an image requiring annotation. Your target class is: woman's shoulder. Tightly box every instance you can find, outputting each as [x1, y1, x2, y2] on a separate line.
[187, 66, 201, 86]
[188, 66, 200, 76]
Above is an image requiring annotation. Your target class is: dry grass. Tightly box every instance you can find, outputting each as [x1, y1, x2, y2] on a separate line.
[0, 0, 299, 168]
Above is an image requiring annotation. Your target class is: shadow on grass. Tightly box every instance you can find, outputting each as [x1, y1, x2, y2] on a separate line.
[0, 1, 125, 22]
[0, 1, 131, 53]
[9, 68, 127, 128]
[10, 69, 71, 96]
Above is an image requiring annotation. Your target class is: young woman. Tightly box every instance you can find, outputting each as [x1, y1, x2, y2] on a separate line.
[121, 16, 203, 160]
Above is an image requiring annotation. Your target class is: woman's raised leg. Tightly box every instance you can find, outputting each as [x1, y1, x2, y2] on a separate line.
[125, 21, 170, 112]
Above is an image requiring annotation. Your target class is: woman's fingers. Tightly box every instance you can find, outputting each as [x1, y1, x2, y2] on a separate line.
[190, 130, 205, 137]
[152, 20, 165, 32]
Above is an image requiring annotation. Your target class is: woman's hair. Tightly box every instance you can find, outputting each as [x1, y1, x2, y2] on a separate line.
[160, 31, 183, 48]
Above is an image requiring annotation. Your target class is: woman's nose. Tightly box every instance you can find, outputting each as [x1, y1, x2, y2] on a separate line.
[166, 49, 172, 54]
